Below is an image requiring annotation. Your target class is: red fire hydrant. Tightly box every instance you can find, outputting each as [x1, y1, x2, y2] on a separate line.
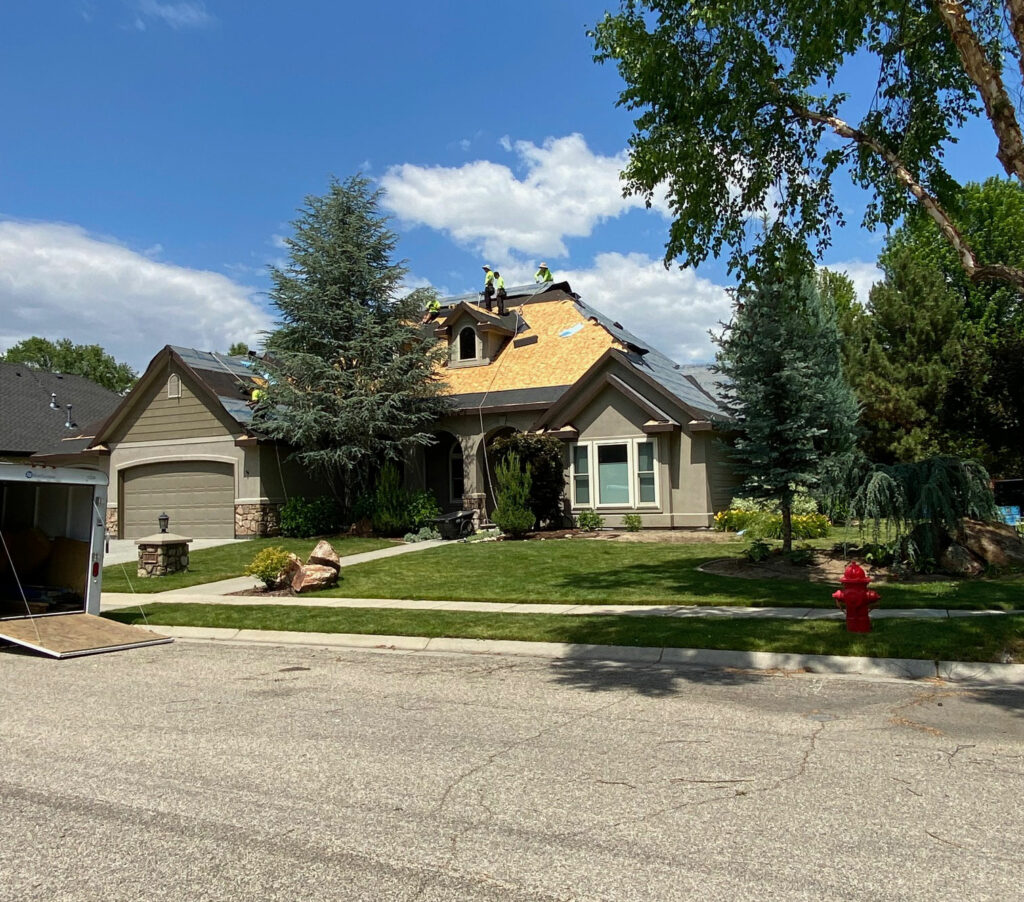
[832, 561, 880, 633]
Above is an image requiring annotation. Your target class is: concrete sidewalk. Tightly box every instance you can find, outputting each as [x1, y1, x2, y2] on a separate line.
[100, 591, 1012, 619]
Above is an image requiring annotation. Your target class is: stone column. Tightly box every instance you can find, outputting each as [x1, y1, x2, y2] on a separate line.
[234, 501, 282, 537]
[135, 533, 193, 577]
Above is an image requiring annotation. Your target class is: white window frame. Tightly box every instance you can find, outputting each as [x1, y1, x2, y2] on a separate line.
[167, 374, 181, 399]
[568, 437, 659, 510]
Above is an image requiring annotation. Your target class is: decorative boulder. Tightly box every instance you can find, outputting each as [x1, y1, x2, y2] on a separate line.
[956, 519, 1024, 568]
[939, 542, 985, 577]
[291, 564, 338, 593]
[278, 553, 303, 587]
[308, 540, 341, 572]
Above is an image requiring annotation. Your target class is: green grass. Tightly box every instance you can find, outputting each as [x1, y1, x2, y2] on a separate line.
[307, 540, 1023, 610]
[106, 603, 1024, 663]
[101, 536, 397, 593]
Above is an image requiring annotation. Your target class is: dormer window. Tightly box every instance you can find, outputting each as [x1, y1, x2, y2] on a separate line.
[167, 374, 181, 399]
[458, 327, 477, 361]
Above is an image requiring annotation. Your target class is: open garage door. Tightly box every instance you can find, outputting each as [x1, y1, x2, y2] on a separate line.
[122, 461, 235, 538]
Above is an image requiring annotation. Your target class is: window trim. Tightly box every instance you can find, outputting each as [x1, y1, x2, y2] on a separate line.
[569, 437, 660, 510]
[457, 326, 478, 361]
[167, 374, 181, 399]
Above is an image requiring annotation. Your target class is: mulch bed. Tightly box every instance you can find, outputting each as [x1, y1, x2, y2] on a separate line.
[700, 552, 948, 584]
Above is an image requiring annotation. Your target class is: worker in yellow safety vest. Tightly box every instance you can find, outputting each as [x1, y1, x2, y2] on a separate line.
[493, 270, 507, 315]
[482, 265, 496, 310]
[535, 262, 554, 283]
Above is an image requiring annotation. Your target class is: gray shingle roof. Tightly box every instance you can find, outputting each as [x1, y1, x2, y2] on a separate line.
[0, 363, 122, 456]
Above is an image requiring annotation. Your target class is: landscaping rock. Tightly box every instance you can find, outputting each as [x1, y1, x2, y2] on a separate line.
[308, 540, 341, 572]
[956, 519, 1024, 568]
[291, 563, 338, 593]
[278, 553, 303, 587]
[939, 542, 985, 577]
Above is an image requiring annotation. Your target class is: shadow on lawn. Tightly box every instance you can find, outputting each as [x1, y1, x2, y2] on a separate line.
[557, 558, 828, 608]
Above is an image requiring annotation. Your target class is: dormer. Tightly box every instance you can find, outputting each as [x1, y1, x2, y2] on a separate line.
[435, 301, 516, 368]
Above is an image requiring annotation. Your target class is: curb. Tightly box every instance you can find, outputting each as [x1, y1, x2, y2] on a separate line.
[151, 626, 1024, 686]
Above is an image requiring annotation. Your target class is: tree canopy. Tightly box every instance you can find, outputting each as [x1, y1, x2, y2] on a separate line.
[0, 337, 137, 393]
[254, 175, 449, 497]
[592, 1, 1024, 289]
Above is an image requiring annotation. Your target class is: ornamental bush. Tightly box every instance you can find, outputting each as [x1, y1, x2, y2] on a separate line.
[491, 452, 535, 538]
[352, 463, 442, 537]
[491, 433, 566, 527]
[576, 508, 605, 531]
[714, 509, 830, 539]
[280, 496, 342, 538]
[244, 546, 293, 588]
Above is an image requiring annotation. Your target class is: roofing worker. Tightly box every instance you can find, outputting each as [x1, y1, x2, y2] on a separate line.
[535, 262, 554, 283]
[493, 270, 507, 315]
[421, 296, 442, 323]
[482, 265, 496, 310]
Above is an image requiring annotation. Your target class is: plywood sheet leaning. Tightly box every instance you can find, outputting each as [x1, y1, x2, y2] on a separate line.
[0, 613, 172, 658]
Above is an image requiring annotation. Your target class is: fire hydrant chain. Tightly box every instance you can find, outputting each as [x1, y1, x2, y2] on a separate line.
[832, 561, 881, 633]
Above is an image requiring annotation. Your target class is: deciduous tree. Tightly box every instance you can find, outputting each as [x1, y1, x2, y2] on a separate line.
[0, 336, 136, 393]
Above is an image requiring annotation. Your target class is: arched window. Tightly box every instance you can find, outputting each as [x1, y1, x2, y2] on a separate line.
[458, 327, 477, 361]
[450, 442, 464, 501]
[167, 374, 181, 399]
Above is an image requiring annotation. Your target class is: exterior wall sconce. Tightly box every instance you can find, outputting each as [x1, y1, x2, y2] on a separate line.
[158, 513, 169, 533]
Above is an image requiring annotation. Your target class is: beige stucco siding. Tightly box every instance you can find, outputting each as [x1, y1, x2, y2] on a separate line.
[115, 364, 234, 444]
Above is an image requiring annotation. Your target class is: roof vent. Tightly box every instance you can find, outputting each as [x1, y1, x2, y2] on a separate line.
[64, 404, 75, 429]
[613, 321, 623, 329]
[50, 392, 59, 410]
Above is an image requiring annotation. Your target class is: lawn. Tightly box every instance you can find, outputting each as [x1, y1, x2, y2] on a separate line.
[309, 539, 1024, 611]
[106, 603, 1024, 663]
[101, 535, 397, 593]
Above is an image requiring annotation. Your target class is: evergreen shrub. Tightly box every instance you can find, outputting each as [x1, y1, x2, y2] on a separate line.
[492, 453, 535, 537]
[356, 464, 441, 537]
[491, 433, 566, 527]
[623, 513, 643, 532]
[280, 496, 342, 538]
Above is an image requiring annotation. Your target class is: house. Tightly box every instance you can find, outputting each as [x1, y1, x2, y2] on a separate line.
[410, 280, 735, 528]
[53, 346, 318, 540]
[0, 361, 121, 462]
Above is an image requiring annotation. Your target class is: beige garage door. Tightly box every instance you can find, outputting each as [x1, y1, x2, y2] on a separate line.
[122, 461, 235, 538]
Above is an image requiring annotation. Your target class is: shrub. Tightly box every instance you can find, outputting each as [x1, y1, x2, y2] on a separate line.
[491, 433, 566, 527]
[491, 452, 535, 537]
[787, 545, 815, 566]
[727, 490, 819, 516]
[576, 508, 605, 531]
[280, 496, 341, 538]
[746, 539, 772, 562]
[354, 464, 442, 537]
[403, 526, 441, 543]
[714, 509, 830, 539]
[623, 513, 643, 532]
[244, 546, 293, 588]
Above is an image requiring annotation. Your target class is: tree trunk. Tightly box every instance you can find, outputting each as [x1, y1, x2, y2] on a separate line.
[780, 499, 793, 554]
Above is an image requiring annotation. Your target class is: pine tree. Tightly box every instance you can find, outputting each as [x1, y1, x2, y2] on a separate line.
[841, 250, 964, 463]
[255, 175, 448, 498]
[715, 254, 859, 552]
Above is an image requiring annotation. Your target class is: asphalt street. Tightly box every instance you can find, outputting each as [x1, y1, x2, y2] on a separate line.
[1, 640, 1021, 901]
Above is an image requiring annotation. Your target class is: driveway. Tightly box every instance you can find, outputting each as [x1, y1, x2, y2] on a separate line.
[1, 642, 1021, 900]
[102, 537, 251, 567]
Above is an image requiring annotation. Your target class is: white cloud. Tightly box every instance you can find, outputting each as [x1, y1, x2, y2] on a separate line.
[135, 1, 214, 30]
[820, 259, 883, 306]
[561, 254, 732, 364]
[381, 134, 669, 259]
[0, 221, 273, 371]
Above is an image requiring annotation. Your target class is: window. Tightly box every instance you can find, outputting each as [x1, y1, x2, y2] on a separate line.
[597, 444, 629, 505]
[458, 327, 477, 361]
[167, 374, 181, 399]
[572, 445, 590, 505]
[450, 442, 464, 502]
[570, 439, 659, 508]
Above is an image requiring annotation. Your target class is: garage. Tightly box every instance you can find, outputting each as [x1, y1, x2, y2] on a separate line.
[121, 460, 235, 538]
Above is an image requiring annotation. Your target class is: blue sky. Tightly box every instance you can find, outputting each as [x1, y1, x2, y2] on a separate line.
[0, 1, 1007, 371]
